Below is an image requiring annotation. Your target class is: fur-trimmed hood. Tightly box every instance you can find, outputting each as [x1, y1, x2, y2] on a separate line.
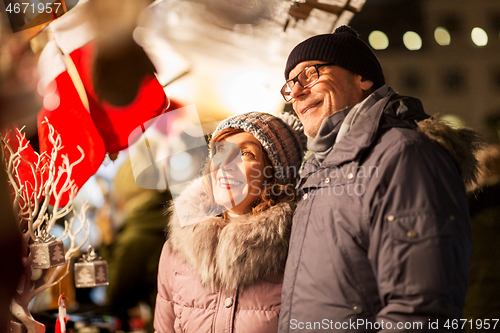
[166, 179, 294, 291]
[305, 87, 484, 191]
[416, 118, 484, 189]
[381, 93, 484, 188]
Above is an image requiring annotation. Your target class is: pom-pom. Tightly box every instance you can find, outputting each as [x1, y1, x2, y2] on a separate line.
[333, 25, 359, 38]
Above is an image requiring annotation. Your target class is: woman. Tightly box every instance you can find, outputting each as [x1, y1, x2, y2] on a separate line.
[154, 112, 306, 333]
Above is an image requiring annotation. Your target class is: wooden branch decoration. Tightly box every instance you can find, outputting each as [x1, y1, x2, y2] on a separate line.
[1, 120, 91, 333]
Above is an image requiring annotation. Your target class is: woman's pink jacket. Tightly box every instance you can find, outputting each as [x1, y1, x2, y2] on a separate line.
[154, 180, 294, 333]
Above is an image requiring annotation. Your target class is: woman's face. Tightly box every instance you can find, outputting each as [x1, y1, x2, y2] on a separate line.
[211, 132, 267, 215]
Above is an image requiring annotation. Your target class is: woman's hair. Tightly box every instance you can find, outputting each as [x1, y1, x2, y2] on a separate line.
[201, 128, 296, 219]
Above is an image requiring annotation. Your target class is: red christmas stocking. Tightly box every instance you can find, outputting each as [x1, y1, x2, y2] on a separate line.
[68, 42, 169, 153]
[37, 41, 106, 206]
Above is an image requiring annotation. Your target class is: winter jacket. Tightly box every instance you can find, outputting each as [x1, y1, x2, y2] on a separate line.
[154, 179, 295, 333]
[278, 87, 482, 332]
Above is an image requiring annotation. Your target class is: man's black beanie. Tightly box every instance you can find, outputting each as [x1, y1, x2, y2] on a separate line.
[284, 25, 385, 89]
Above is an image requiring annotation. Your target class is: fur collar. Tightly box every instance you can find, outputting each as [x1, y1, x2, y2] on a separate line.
[167, 179, 294, 291]
[380, 89, 484, 189]
[416, 118, 484, 189]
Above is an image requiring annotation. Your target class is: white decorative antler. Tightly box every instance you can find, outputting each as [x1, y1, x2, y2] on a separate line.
[1, 119, 91, 333]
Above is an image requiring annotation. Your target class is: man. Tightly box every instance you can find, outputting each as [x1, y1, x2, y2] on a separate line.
[278, 26, 482, 332]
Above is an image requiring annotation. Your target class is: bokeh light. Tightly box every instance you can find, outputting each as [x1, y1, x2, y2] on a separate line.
[368, 31, 389, 50]
[169, 151, 195, 181]
[403, 31, 422, 50]
[471, 27, 488, 46]
[170, 151, 193, 170]
[434, 27, 451, 46]
[43, 93, 60, 111]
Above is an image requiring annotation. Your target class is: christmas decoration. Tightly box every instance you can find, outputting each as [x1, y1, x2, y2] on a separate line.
[55, 294, 68, 333]
[37, 40, 107, 207]
[74, 245, 109, 288]
[34, 0, 171, 207]
[1, 122, 91, 333]
[5, 1, 179, 329]
[29, 228, 66, 269]
[43, 0, 169, 152]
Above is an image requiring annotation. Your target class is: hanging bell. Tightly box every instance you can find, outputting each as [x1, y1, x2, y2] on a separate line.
[74, 245, 109, 288]
[30, 229, 66, 269]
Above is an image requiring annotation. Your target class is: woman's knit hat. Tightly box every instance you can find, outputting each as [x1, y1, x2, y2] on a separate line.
[211, 112, 307, 185]
[285, 25, 385, 89]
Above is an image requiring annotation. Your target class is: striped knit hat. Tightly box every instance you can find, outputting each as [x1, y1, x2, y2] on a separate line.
[285, 25, 385, 89]
[211, 112, 307, 185]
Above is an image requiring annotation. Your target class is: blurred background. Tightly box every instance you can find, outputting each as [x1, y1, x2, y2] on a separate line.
[140, 0, 500, 141]
[3, 0, 500, 141]
[1, 0, 499, 332]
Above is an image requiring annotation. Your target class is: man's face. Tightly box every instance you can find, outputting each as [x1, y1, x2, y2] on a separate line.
[287, 61, 371, 138]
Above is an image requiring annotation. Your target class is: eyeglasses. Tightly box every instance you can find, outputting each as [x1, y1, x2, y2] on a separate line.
[280, 63, 335, 102]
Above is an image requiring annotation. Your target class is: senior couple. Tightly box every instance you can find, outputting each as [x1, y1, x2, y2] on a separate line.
[154, 26, 481, 332]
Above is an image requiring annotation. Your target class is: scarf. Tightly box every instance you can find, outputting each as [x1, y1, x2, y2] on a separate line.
[308, 85, 390, 163]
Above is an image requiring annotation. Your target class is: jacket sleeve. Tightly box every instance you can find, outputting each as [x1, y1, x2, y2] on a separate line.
[154, 242, 177, 333]
[368, 138, 471, 332]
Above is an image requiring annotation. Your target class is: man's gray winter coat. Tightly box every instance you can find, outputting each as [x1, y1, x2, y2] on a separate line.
[278, 87, 481, 332]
